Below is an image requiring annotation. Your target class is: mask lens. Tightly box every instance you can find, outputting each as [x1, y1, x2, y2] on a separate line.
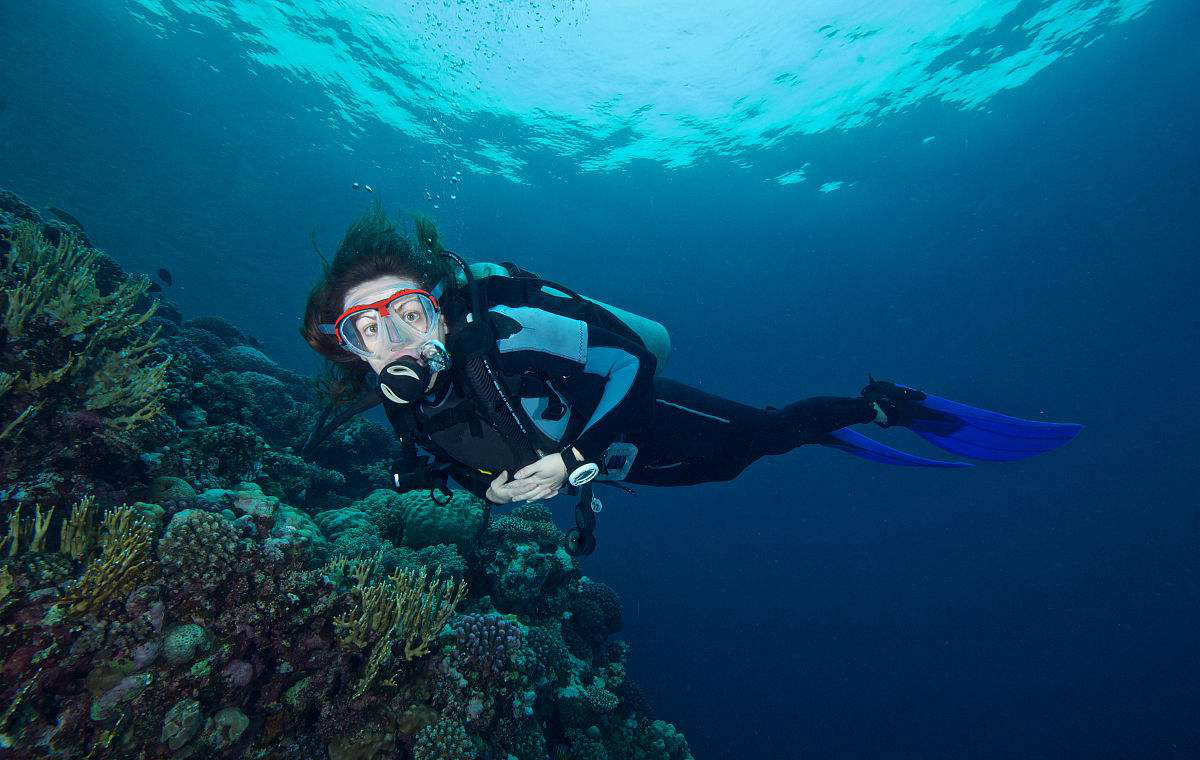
[335, 290, 438, 359]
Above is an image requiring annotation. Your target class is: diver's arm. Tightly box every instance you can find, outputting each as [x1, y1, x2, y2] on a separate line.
[565, 325, 657, 462]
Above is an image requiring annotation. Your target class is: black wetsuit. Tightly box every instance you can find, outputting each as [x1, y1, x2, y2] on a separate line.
[624, 378, 877, 487]
[388, 289, 879, 502]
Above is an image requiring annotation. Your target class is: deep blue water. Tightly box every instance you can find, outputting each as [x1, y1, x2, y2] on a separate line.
[2, 1, 1198, 757]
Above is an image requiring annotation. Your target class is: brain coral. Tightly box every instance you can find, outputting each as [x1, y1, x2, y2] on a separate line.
[354, 488, 485, 550]
[161, 623, 210, 664]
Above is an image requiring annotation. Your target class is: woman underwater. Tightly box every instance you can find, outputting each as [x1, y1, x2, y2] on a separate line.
[302, 207, 1081, 554]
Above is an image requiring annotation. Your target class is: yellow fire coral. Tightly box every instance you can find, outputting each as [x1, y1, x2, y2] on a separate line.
[56, 505, 154, 616]
[59, 495, 98, 560]
[0, 503, 53, 556]
[0, 222, 169, 443]
[334, 565, 466, 660]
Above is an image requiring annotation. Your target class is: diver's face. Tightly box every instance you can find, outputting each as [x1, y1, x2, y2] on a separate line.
[341, 275, 447, 376]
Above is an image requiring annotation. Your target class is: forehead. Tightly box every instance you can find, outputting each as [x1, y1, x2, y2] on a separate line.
[342, 276, 420, 312]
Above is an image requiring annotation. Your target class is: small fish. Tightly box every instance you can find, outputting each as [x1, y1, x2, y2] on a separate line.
[47, 205, 86, 232]
[156, 268, 173, 286]
[352, 182, 360, 189]
[148, 282, 163, 293]
[364, 184, 373, 193]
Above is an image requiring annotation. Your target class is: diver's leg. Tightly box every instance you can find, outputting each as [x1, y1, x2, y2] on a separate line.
[624, 379, 877, 486]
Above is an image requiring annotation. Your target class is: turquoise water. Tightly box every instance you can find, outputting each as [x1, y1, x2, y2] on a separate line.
[125, 0, 1151, 178]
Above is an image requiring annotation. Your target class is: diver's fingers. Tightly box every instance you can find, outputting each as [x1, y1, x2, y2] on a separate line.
[506, 480, 541, 498]
[514, 475, 542, 490]
[513, 462, 539, 480]
[485, 471, 512, 504]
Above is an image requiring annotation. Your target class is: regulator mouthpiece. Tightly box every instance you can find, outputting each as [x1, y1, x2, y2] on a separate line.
[379, 357, 431, 406]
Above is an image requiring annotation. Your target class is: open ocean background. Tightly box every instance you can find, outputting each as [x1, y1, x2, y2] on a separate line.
[2, 1, 1197, 756]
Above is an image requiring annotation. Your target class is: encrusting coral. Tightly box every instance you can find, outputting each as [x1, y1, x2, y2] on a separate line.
[0, 187, 693, 760]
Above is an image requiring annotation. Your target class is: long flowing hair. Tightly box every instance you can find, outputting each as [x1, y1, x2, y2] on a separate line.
[301, 202, 457, 401]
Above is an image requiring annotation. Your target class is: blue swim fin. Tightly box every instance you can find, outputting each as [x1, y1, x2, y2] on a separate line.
[824, 428, 972, 468]
[904, 391, 1083, 462]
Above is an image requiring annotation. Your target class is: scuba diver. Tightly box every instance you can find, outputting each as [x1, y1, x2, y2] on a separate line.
[301, 207, 1082, 555]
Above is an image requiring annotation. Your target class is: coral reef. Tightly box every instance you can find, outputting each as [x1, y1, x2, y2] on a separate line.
[0, 187, 693, 760]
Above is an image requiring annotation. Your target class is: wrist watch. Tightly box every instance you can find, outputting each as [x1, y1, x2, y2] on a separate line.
[561, 446, 599, 487]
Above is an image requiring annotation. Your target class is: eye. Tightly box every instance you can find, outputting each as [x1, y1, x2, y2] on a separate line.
[353, 315, 378, 336]
[401, 306, 428, 328]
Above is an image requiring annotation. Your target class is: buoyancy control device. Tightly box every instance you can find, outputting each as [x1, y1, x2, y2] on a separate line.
[307, 251, 671, 556]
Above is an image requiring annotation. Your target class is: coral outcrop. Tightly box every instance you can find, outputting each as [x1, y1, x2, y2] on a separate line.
[0, 187, 693, 760]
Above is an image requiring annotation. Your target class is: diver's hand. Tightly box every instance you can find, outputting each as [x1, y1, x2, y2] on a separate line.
[485, 470, 559, 504]
[511, 453, 567, 502]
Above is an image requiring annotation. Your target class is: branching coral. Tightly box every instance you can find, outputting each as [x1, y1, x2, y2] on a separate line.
[0, 222, 168, 449]
[2, 508, 24, 557]
[59, 495, 98, 559]
[84, 334, 172, 429]
[0, 503, 53, 556]
[3, 222, 155, 343]
[334, 565, 467, 660]
[56, 506, 154, 616]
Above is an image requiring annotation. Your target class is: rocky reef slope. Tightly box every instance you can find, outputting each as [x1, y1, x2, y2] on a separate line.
[0, 189, 693, 760]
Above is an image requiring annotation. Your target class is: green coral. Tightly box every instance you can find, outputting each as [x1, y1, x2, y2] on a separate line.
[160, 698, 203, 750]
[161, 623, 210, 665]
[274, 503, 328, 558]
[200, 707, 249, 750]
[388, 489, 485, 550]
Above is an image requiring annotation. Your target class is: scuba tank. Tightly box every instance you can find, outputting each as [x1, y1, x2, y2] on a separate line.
[458, 262, 671, 376]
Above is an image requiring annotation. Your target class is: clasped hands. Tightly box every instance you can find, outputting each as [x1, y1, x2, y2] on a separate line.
[485, 448, 579, 504]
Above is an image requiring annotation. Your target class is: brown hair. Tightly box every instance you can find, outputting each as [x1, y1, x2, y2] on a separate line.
[301, 202, 457, 396]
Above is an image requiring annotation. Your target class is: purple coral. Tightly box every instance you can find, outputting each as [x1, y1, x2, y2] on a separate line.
[451, 613, 525, 680]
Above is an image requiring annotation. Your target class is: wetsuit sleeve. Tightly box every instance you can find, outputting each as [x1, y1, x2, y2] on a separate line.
[567, 324, 657, 461]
